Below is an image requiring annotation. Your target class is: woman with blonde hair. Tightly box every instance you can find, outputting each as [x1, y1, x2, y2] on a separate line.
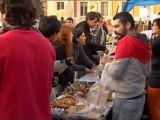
[58, 25, 94, 86]
[58, 25, 95, 70]
[58, 24, 73, 58]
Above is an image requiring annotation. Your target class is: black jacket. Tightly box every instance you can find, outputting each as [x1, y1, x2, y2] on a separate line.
[148, 35, 160, 88]
[53, 42, 94, 87]
[75, 21, 92, 42]
[72, 44, 94, 71]
[75, 21, 106, 64]
[53, 41, 66, 60]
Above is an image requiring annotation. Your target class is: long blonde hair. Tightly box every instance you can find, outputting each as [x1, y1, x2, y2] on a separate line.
[58, 24, 73, 57]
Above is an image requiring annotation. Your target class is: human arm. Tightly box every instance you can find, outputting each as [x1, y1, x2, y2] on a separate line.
[71, 64, 92, 73]
[79, 46, 95, 68]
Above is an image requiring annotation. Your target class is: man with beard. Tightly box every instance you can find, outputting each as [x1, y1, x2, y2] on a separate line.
[103, 12, 152, 120]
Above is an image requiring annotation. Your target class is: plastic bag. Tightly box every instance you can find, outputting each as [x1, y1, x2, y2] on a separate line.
[99, 63, 113, 90]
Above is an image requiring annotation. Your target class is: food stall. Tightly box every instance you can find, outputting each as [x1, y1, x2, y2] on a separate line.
[51, 44, 116, 119]
[51, 64, 115, 120]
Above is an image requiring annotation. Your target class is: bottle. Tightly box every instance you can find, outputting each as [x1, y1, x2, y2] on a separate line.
[74, 71, 78, 82]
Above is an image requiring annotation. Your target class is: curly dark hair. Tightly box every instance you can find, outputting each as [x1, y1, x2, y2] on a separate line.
[0, 0, 37, 28]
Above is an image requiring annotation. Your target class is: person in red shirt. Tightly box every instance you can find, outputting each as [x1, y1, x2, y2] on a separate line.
[103, 12, 151, 120]
[0, 0, 55, 120]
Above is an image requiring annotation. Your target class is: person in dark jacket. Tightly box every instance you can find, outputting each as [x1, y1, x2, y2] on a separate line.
[38, 15, 69, 73]
[147, 18, 160, 120]
[72, 28, 95, 71]
[91, 12, 107, 46]
[38, 16, 71, 98]
[38, 16, 67, 66]
[57, 25, 94, 86]
[75, 12, 108, 65]
[75, 12, 99, 42]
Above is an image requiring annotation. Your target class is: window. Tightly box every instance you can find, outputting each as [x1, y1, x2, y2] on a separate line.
[57, 2, 64, 10]
[80, 2, 88, 16]
[101, 2, 108, 16]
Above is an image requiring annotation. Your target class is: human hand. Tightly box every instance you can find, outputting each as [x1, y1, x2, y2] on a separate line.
[104, 49, 109, 55]
[85, 68, 92, 74]
[100, 55, 109, 64]
[97, 51, 104, 57]
[65, 57, 74, 66]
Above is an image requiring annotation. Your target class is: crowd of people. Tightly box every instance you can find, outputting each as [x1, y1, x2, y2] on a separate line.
[0, 0, 160, 120]
[38, 12, 109, 95]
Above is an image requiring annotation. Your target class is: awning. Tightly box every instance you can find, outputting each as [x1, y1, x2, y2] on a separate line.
[123, 0, 160, 12]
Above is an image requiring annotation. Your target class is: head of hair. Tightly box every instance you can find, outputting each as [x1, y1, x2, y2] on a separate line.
[59, 24, 73, 57]
[61, 17, 64, 20]
[97, 12, 103, 19]
[86, 11, 100, 21]
[0, 0, 37, 28]
[66, 17, 73, 23]
[38, 15, 61, 38]
[153, 18, 160, 29]
[72, 28, 84, 44]
[113, 12, 135, 29]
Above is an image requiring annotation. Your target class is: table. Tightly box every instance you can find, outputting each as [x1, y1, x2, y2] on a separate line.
[52, 74, 113, 120]
[52, 101, 113, 120]
[77, 74, 113, 120]
[77, 74, 100, 83]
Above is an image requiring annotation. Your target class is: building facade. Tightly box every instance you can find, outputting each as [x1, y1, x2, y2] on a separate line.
[45, 0, 160, 23]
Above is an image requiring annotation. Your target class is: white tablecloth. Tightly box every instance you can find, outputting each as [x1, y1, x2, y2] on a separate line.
[77, 74, 100, 83]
